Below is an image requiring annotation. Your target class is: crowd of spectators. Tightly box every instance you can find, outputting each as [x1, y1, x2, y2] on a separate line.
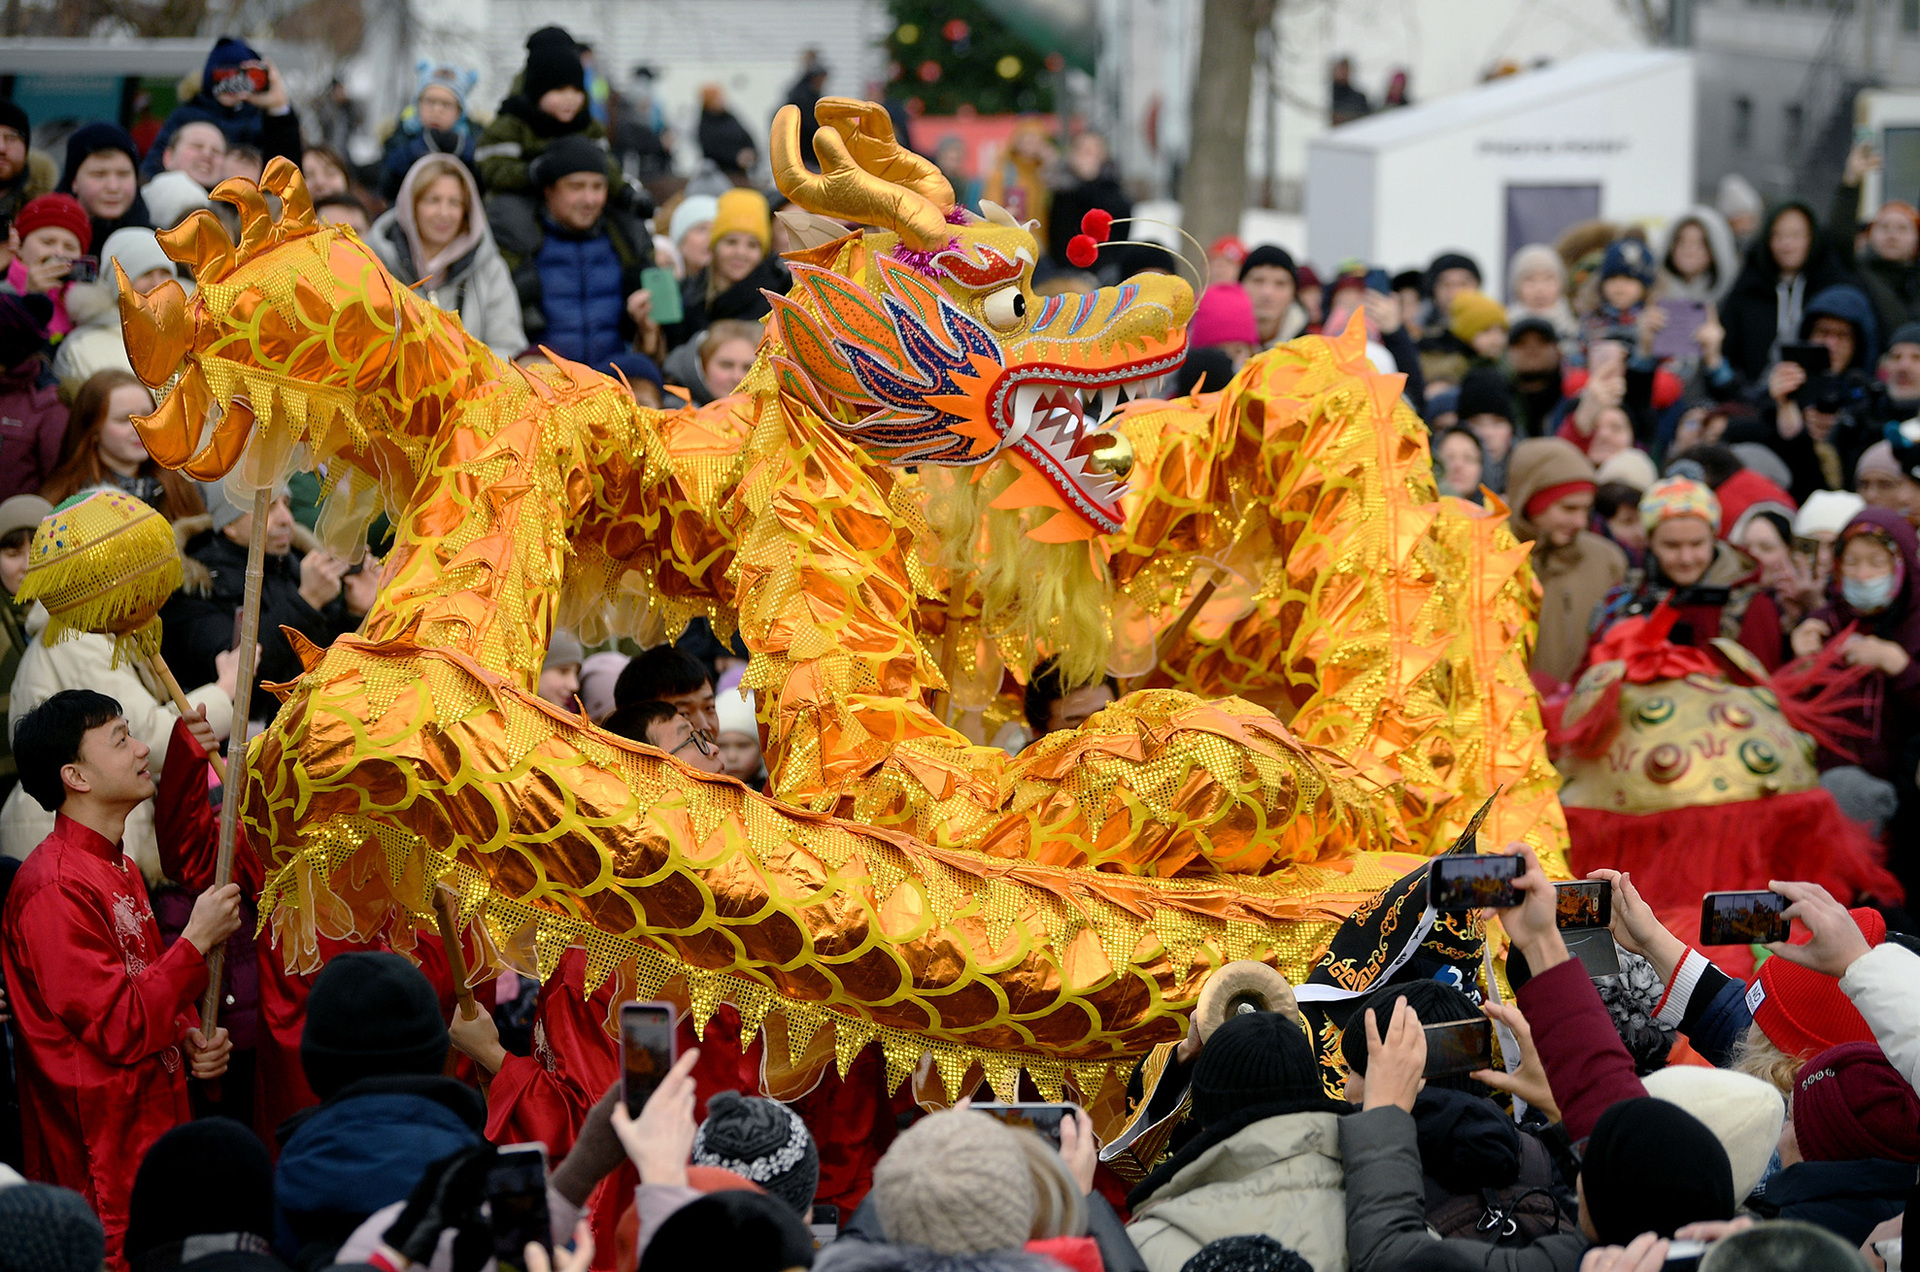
[2, 25, 1920, 1272]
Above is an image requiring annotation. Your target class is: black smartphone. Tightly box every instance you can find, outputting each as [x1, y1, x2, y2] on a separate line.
[1364, 267, 1392, 295]
[65, 254, 98, 285]
[1427, 854, 1522, 911]
[970, 1101, 1077, 1148]
[620, 1000, 677, 1116]
[1699, 890, 1790, 945]
[1422, 1017, 1494, 1078]
[810, 1202, 839, 1248]
[487, 1142, 550, 1272]
[1554, 880, 1612, 930]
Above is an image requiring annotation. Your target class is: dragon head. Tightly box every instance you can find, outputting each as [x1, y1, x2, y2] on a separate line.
[765, 100, 1192, 541]
[117, 158, 448, 495]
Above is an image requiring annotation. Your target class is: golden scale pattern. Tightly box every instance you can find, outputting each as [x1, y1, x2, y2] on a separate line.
[120, 155, 1564, 1104]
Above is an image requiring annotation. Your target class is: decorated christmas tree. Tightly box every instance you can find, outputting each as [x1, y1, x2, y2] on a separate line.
[885, 0, 1060, 116]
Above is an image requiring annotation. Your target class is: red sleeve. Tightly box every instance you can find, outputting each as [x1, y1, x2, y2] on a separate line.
[486, 1055, 591, 1156]
[16, 881, 210, 1063]
[1514, 956, 1648, 1143]
[154, 720, 263, 896]
[1739, 591, 1784, 671]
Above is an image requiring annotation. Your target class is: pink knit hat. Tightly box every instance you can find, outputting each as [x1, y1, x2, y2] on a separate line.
[1188, 283, 1259, 350]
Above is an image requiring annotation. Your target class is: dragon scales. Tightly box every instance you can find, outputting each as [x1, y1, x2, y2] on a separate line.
[116, 102, 1564, 1101]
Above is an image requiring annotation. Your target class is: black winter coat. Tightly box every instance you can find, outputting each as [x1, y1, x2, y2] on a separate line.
[1719, 202, 1854, 385]
[159, 529, 360, 718]
[1767, 1157, 1913, 1246]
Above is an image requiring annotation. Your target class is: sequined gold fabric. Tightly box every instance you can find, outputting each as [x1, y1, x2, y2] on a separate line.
[120, 151, 1565, 1098]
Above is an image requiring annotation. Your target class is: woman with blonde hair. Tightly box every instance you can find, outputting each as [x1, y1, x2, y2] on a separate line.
[665, 187, 788, 352]
[40, 369, 204, 522]
[369, 153, 527, 359]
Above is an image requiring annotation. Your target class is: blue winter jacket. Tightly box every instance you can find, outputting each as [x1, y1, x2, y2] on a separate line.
[273, 1074, 485, 1263]
[532, 219, 631, 367]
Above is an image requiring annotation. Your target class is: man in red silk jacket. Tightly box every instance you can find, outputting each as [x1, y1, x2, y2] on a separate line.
[1, 690, 242, 1266]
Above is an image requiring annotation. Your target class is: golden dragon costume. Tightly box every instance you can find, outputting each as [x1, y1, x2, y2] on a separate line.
[116, 101, 1564, 1102]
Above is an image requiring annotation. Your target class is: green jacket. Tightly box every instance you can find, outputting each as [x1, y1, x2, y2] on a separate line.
[474, 101, 622, 195]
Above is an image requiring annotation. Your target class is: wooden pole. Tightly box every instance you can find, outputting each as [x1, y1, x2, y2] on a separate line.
[200, 486, 271, 1035]
[1122, 573, 1219, 696]
[432, 884, 478, 1020]
[145, 651, 197, 721]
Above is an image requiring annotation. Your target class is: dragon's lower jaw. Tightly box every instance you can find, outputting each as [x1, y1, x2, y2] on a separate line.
[994, 369, 1174, 532]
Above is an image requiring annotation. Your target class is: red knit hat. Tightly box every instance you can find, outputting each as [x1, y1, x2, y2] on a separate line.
[13, 193, 91, 254]
[1746, 906, 1884, 1060]
[1791, 1042, 1920, 1163]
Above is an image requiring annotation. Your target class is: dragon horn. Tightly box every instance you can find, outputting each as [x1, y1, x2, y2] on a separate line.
[210, 176, 275, 257]
[157, 209, 235, 283]
[771, 103, 951, 251]
[259, 156, 316, 231]
[812, 98, 956, 210]
[115, 260, 189, 389]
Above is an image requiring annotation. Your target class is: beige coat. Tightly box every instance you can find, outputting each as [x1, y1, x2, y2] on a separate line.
[1127, 1110, 1348, 1272]
[1506, 437, 1628, 686]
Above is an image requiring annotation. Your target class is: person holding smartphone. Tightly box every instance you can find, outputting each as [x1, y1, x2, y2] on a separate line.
[7, 193, 88, 336]
[1342, 848, 1741, 1272]
[139, 38, 302, 183]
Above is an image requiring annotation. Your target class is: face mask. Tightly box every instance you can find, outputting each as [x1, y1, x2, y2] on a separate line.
[1844, 573, 1897, 614]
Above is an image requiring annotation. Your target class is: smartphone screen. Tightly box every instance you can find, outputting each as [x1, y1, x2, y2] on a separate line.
[1422, 1017, 1494, 1078]
[487, 1143, 550, 1272]
[1554, 880, 1612, 930]
[1699, 890, 1790, 945]
[641, 265, 684, 326]
[970, 1102, 1076, 1148]
[621, 1001, 676, 1117]
[1427, 854, 1522, 911]
[1650, 299, 1706, 361]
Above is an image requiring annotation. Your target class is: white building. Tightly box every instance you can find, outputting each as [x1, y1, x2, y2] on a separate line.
[1304, 50, 1696, 290]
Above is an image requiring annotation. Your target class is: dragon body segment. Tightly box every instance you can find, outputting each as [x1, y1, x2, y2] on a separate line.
[119, 105, 1564, 1098]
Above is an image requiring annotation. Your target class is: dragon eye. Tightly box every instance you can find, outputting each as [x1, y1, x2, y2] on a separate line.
[982, 285, 1028, 330]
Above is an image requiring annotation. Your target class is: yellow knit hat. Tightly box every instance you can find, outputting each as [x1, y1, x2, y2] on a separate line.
[1449, 290, 1509, 343]
[710, 187, 771, 254]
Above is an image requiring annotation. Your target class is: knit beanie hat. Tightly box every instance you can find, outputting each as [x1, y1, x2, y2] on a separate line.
[531, 135, 607, 189]
[637, 1190, 814, 1272]
[1595, 447, 1658, 492]
[1338, 977, 1483, 1077]
[1641, 1066, 1785, 1202]
[1600, 238, 1656, 288]
[715, 686, 757, 740]
[0, 494, 49, 540]
[1448, 290, 1509, 343]
[144, 170, 213, 233]
[669, 195, 719, 245]
[1581, 1097, 1736, 1244]
[1748, 906, 1884, 1060]
[1858, 440, 1903, 483]
[1697, 1220, 1877, 1272]
[204, 36, 259, 80]
[1192, 1009, 1343, 1126]
[57, 122, 138, 195]
[870, 1110, 1034, 1254]
[101, 227, 172, 290]
[125, 1118, 275, 1261]
[1890, 321, 1920, 351]
[15, 192, 92, 253]
[415, 59, 477, 114]
[300, 950, 450, 1098]
[523, 26, 586, 102]
[710, 187, 771, 253]
[1638, 475, 1720, 537]
[1426, 251, 1482, 293]
[1507, 243, 1566, 292]
[1795, 489, 1867, 538]
[0, 99, 28, 143]
[1455, 365, 1513, 423]
[1188, 283, 1259, 350]
[1791, 1041, 1920, 1163]
[1238, 244, 1297, 284]
[0, 1183, 106, 1272]
[1180, 1235, 1314, 1272]
[692, 1089, 820, 1217]
[543, 630, 584, 672]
